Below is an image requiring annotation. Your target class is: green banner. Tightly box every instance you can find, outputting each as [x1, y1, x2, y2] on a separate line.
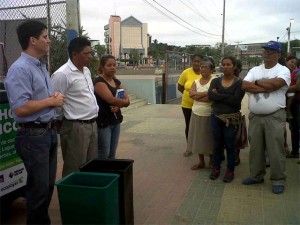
[0, 103, 21, 170]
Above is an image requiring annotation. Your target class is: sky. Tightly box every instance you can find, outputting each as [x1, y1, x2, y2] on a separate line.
[80, 0, 300, 47]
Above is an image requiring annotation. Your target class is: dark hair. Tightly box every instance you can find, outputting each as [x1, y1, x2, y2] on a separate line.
[68, 37, 91, 59]
[221, 56, 238, 74]
[191, 54, 203, 61]
[285, 55, 297, 62]
[99, 54, 116, 74]
[17, 20, 47, 50]
[201, 57, 215, 70]
[234, 59, 242, 77]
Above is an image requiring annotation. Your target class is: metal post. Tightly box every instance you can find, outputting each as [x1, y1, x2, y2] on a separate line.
[66, 0, 80, 45]
[287, 19, 294, 55]
[162, 51, 168, 104]
[221, 0, 226, 58]
[235, 41, 242, 60]
[46, 0, 51, 74]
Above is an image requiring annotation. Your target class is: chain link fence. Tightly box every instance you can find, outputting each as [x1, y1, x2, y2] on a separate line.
[0, 0, 67, 75]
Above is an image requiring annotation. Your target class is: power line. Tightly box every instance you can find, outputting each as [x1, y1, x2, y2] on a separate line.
[195, 0, 222, 29]
[142, 0, 216, 38]
[142, 0, 220, 39]
[151, 0, 220, 36]
[177, 0, 220, 34]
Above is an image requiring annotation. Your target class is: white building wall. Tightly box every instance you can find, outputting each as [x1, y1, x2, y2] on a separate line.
[113, 22, 121, 58]
[121, 27, 143, 49]
[142, 23, 148, 57]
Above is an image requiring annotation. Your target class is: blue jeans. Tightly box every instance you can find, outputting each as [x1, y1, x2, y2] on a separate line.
[15, 127, 57, 225]
[98, 124, 120, 159]
[211, 114, 237, 171]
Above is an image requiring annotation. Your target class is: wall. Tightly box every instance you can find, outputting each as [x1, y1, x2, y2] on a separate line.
[117, 73, 181, 104]
[118, 75, 156, 104]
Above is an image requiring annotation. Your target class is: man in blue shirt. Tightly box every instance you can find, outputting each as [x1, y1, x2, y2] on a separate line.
[4, 20, 64, 224]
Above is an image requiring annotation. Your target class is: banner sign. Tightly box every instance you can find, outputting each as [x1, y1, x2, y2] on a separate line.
[0, 103, 27, 197]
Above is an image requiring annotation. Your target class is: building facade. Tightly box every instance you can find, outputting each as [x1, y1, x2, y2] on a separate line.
[104, 15, 149, 62]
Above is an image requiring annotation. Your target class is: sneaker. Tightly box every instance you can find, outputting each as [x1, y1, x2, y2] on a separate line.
[272, 185, 284, 194]
[209, 167, 220, 180]
[223, 169, 234, 183]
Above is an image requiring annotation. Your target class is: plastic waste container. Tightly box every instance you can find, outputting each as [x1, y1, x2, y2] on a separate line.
[79, 159, 134, 225]
[55, 172, 119, 225]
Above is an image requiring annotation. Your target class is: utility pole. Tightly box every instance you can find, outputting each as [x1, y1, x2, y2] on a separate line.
[235, 41, 242, 60]
[287, 19, 294, 55]
[46, 0, 51, 73]
[221, 0, 226, 58]
[66, 0, 81, 45]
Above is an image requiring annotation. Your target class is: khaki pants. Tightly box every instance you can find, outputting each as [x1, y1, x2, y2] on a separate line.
[248, 109, 287, 185]
[60, 120, 98, 177]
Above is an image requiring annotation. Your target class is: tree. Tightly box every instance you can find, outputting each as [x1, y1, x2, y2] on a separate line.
[49, 24, 103, 78]
[129, 49, 140, 66]
[49, 24, 68, 74]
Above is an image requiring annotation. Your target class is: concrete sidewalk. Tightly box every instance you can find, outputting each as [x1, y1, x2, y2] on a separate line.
[3, 101, 300, 225]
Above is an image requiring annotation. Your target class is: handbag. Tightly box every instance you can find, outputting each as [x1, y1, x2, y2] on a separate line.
[235, 115, 248, 149]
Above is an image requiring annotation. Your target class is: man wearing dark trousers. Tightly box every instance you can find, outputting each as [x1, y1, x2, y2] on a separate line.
[4, 20, 65, 224]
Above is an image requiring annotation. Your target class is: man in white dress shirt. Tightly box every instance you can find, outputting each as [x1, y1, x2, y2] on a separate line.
[51, 37, 99, 177]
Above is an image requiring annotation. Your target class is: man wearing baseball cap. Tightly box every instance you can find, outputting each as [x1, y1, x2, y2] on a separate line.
[241, 41, 290, 194]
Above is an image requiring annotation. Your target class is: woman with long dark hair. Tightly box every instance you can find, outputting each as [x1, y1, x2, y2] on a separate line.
[208, 56, 245, 182]
[94, 55, 130, 159]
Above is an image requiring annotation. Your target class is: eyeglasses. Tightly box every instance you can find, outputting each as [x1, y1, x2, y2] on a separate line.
[263, 49, 278, 55]
[200, 66, 210, 69]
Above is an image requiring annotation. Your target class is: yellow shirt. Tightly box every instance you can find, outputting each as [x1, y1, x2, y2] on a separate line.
[178, 67, 201, 108]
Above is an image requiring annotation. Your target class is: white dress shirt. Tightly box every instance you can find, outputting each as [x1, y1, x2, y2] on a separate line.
[51, 59, 99, 120]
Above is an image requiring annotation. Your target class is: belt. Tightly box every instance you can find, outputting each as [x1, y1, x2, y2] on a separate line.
[19, 121, 56, 129]
[64, 118, 97, 124]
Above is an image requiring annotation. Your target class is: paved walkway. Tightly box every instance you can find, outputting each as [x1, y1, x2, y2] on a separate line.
[2, 98, 300, 225]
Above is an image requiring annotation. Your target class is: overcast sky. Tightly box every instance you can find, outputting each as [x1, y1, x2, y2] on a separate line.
[80, 0, 300, 47]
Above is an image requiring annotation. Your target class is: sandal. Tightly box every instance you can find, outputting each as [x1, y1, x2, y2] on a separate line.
[191, 163, 205, 170]
[183, 151, 192, 157]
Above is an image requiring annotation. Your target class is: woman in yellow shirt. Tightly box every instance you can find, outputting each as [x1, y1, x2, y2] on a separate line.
[178, 54, 203, 156]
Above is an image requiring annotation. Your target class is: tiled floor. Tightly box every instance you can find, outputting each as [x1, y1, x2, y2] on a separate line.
[2, 103, 300, 225]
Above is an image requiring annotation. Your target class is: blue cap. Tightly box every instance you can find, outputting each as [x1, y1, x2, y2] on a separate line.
[261, 41, 281, 52]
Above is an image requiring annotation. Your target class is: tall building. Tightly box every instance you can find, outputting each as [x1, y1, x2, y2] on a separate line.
[104, 15, 149, 62]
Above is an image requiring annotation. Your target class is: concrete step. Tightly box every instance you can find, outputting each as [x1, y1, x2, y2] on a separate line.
[128, 93, 136, 101]
[122, 97, 148, 112]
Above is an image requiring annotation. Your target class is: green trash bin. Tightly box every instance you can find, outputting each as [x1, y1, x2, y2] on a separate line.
[55, 172, 120, 225]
